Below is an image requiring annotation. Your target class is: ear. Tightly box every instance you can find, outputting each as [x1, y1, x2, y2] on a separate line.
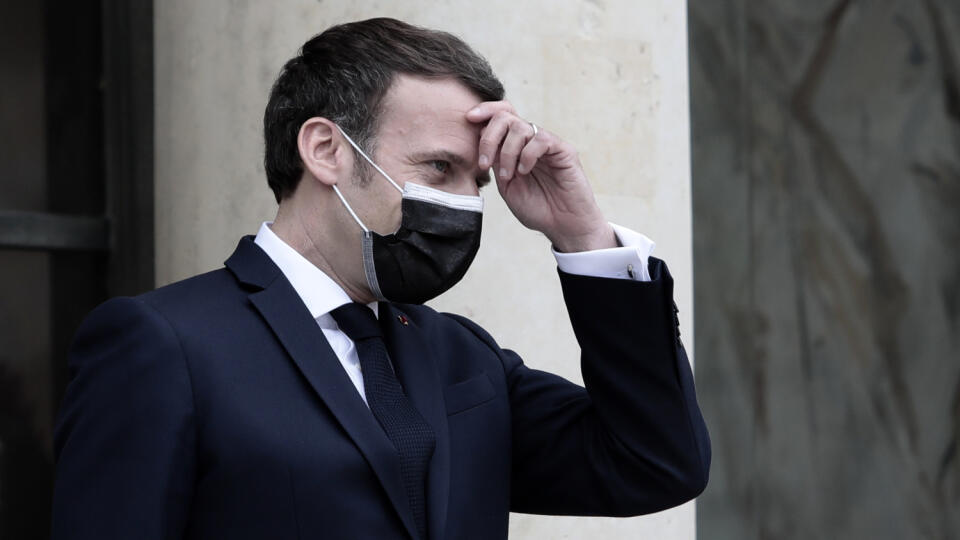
[297, 117, 350, 186]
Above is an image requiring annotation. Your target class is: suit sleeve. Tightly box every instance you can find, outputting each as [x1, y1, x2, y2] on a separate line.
[51, 297, 197, 539]
[501, 258, 709, 516]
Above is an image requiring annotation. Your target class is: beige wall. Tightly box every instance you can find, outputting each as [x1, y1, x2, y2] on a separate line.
[155, 1, 695, 538]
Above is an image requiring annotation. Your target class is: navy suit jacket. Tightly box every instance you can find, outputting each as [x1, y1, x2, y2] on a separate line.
[51, 236, 710, 539]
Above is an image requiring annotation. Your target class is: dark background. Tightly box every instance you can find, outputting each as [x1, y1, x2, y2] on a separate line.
[0, 1, 153, 537]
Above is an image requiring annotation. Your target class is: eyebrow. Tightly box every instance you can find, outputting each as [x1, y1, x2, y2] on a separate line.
[409, 149, 491, 186]
[410, 149, 469, 168]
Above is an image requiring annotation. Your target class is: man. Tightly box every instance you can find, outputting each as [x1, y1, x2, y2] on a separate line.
[52, 18, 709, 540]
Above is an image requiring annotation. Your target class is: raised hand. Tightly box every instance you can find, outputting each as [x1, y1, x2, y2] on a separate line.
[466, 101, 615, 253]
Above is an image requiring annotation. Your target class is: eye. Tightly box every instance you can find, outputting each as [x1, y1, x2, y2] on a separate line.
[430, 160, 450, 174]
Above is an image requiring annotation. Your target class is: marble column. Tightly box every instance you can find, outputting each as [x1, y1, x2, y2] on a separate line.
[156, 1, 696, 538]
[690, 1, 960, 538]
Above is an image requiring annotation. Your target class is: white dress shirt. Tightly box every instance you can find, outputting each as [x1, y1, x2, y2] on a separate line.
[253, 221, 655, 405]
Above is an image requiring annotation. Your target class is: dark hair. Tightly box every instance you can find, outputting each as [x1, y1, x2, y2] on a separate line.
[263, 18, 505, 203]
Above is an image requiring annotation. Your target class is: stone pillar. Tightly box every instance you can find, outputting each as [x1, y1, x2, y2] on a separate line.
[690, 1, 960, 538]
[156, 1, 696, 538]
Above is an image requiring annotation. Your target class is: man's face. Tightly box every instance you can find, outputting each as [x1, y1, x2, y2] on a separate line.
[338, 75, 490, 236]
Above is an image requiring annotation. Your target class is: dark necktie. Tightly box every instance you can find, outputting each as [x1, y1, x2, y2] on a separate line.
[331, 303, 435, 540]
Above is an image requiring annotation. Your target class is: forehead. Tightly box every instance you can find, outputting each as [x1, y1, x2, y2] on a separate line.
[376, 75, 484, 155]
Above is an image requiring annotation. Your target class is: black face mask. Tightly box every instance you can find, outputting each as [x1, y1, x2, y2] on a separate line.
[333, 127, 484, 304]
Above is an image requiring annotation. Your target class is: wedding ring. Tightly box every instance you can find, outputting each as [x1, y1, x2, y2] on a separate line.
[530, 122, 539, 138]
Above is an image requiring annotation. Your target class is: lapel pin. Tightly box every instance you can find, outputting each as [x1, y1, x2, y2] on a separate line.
[397, 314, 409, 326]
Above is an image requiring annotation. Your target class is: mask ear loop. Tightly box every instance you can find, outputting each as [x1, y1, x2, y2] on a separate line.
[335, 125, 404, 195]
[330, 125, 404, 233]
[331, 184, 369, 233]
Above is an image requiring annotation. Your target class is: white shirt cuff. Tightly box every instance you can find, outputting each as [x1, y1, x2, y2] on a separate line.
[552, 223, 655, 281]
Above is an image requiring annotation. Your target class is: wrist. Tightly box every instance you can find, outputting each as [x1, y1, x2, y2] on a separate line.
[551, 223, 617, 253]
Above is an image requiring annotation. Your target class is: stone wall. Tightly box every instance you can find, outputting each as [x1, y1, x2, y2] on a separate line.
[690, 1, 960, 538]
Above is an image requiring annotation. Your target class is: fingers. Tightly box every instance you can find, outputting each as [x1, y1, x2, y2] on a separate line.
[465, 100, 517, 124]
[492, 155, 511, 198]
[476, 113, 538, 176]
[491, 126, 550, 197]
[467, 100, 550, 180]
[517, 129, 550, 175]
[496, 120, 536, 180]
[477, 111, 512, 170]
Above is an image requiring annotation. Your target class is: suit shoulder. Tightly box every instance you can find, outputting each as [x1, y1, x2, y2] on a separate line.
[72, 268, 237, 346]
[136, 268, 242, 315]
[71, 268, 245, 344]
[139, 267, 237, 302]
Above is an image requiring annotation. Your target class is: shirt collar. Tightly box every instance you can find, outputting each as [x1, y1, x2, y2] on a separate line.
[253, 222, 376, 325]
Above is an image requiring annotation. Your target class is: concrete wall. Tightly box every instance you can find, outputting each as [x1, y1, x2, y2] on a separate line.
[690, 1, 960, 538]
[155, 1, 696, 537]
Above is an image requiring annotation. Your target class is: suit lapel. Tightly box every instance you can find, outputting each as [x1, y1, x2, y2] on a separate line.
[380, 303, 451, 540]
[226, 238, 420, 540]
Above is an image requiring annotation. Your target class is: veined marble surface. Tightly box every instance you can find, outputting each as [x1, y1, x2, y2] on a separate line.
[690, 1, 960, 538]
